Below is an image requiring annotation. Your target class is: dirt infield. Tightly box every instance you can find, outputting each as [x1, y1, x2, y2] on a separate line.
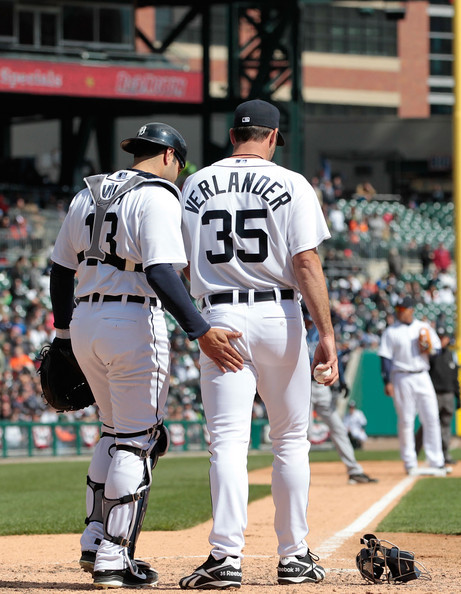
[1, 459, 460, 593]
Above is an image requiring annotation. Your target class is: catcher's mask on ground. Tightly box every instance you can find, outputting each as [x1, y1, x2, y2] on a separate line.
[356, 533, 431, 584]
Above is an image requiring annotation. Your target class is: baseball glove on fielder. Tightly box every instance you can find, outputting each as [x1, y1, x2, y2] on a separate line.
[418, 327, 432, 354]
[37, 338, 95, 412]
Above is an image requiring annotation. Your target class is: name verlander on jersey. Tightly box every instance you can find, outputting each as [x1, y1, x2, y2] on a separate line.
[184, 172, 292, 214]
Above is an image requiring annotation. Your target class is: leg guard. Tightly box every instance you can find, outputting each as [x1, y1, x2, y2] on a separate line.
[100, 422, 169, 574]
[85, 477, 104, 526]
[80, 431, 115, 554]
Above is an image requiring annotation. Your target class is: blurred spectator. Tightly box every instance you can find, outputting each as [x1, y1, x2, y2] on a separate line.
[361, 276, 378, 298]
[310, 176, 323, 204]
[433, 242, 452, 273]
[387, 247, 403, 278]
[419, 242, 433, 276]
[328, 204, 346, 233]
[320, 178, 336, 213]
[343, 400, 369, 450]
[431, 184, 445, 202]
[332, 174, 344, 201]
[9, 345, 35, 375]
[354, 181, 376, 202]
[368, 211, 386, 240]
[347, 211, 368, 245]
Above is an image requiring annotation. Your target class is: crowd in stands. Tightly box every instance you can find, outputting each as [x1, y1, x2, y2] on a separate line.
[0, 179, 457, 452]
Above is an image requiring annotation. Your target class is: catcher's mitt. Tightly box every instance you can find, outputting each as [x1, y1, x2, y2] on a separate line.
[418, 327, 432, 354]
[37, 338, 95, 412]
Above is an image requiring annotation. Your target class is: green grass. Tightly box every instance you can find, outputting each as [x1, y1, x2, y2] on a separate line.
[377, 478, 461, 535]
[1, 449, 460, 536]
[0, 454, 273, 536]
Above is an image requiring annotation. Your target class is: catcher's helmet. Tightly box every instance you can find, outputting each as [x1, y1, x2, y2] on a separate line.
[356, 534, 431, 584]
[121, 122, 187, 168]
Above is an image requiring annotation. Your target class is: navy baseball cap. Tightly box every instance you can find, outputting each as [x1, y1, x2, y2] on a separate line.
[233, 99, 285, 146]
[396, 296, 415, 309]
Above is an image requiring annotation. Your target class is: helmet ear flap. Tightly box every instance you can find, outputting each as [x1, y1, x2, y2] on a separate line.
[386, 547, 421, 583]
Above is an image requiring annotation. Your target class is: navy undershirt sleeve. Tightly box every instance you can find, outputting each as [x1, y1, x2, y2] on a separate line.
[50, 262, 76, 329]
[380, 356, 392, 384]
[145, 264, 210, 340]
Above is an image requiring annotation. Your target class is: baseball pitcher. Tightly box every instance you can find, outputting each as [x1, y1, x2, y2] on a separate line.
[179, 99, 338, 589]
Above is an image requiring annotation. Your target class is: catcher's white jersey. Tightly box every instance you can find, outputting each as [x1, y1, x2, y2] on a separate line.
[181, 158, 330, 299]
[378, 319, 441, 373]
[52, 170, 187, 298]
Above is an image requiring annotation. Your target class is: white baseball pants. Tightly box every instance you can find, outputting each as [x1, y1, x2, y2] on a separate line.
[199, 298, 312, 560]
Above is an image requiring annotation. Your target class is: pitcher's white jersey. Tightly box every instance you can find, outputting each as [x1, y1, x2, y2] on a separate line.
[378, 319, 441, 373]
[52, 169, 187, 298]
[181, 158, 330, 299]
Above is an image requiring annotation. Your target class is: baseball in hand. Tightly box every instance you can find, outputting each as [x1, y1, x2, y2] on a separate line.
[314, 364, 332, 384]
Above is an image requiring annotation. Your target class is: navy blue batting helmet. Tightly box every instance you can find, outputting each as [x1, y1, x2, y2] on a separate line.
[121, 122, 187, 168]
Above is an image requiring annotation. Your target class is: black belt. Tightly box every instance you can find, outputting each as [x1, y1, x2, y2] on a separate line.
[395, 369, 425, 374]
[77, 293, 157, 306]
[206, 289, 294, 305]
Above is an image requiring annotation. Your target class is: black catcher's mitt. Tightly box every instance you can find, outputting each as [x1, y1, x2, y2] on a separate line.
[37, 338, 95, 412]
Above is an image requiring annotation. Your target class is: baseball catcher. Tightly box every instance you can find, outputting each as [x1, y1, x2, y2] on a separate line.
[37, 337, 95, 412]
[356, 533, 431, 584]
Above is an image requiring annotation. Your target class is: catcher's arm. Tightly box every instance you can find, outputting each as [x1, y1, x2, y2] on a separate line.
[50, 262, 76, 338]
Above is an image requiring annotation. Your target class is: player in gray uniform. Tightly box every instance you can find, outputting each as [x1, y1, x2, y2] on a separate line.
[179, 99, 338, 589]
[50, 122, 243, 589]
[303, 307, 377, 484]
[378, 296, 446, 476]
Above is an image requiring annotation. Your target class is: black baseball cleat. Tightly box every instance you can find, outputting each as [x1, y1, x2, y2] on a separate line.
[348, 473, 378, 485]
[179, 554, 242, 589]
[278, 550, 325, 584]
[80, 550, 97, 574]
[80, 551, 156, 581]
[93, 561, 158, 589]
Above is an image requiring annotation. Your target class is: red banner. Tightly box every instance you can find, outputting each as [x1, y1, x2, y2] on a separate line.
[0, 58, 202, 103]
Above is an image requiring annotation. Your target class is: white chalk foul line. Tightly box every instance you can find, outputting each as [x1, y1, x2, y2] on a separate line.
[315, 476, 415, 559]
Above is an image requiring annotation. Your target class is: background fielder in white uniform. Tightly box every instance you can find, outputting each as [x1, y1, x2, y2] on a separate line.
[50, 122, 242, 589]
[378, 295, 445, 475]
[179, 99, 338, 589]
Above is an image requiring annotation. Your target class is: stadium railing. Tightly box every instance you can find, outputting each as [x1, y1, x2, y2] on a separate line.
[0, 419, 273, 458]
